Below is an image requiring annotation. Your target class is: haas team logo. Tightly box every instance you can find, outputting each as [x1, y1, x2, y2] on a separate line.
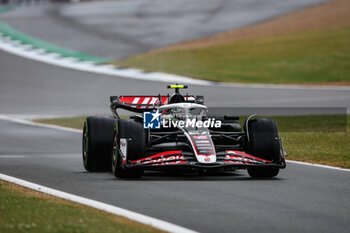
[204, 157, 211, 162]
[143, 110, 161, 129]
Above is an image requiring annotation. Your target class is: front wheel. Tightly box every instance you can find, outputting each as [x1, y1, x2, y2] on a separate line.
[112, 119, 144, 178]
[245, 118, 281, 178]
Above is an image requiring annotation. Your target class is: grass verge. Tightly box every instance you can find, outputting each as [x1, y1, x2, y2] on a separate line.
[113, 0, 350, 85]
[35, 115, 350, 169]
[34, 116, 89, 130]
[0, 180, 162, 233]
[114, 26, 350, 84]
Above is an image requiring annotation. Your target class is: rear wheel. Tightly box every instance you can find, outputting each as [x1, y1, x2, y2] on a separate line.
[82, 116, 117, 172]
[112, 119, 145, 178]
[245, 118, 281, 178]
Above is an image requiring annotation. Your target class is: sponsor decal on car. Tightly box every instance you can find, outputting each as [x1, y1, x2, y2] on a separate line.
[196, 140, 210, 143]
[143, 110, 161, 129]
[162, 118, 221, 128]
[204, 157, 211, 162]
[143, 155, 185, 165]
[226, 150, 271, 163]
[143, 112, 221, 129]
[225, 155, 261, 164]
[193, 135, 208, 139]
[151, 161, 187, 166]
[120, 138, 127, 164]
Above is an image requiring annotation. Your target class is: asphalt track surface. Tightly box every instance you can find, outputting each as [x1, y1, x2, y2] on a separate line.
[1, 47, 350, 233]
[1, 50, 349, 115]
[0, 1, 350, 232]
[0, 119, 350, 233]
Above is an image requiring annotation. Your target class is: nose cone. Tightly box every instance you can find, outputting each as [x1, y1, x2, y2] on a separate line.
[184, 129, 217, 163]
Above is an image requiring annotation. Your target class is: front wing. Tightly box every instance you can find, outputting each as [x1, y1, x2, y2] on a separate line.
[127, 150, 286, 169]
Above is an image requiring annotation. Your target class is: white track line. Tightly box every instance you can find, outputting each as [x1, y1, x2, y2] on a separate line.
[286, 160, 350, 172]
[0, 115, 82, 133]
[0, 155, 27, 158]
[1, 34, 350, 90]
[0, 173, 197, 233]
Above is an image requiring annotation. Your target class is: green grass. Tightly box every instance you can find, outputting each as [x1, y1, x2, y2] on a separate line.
[34, 116, 90, 129]
[35, 115, 350, 168]
[0, 180, 162, 233]
[281, 132, 350, 168]
[251, 114, 347, 132]
[114, 26, 350, 84]
[34, 115, 129, 129]
[276, 115, 350, 168]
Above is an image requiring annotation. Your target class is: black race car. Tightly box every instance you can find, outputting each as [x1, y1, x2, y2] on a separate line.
[82, 85, 286, 178]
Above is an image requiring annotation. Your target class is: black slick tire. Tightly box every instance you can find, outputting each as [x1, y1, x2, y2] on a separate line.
[112, 119, 145, 178]
[82, 116, 117, 172]
[246, 118, 281, 178]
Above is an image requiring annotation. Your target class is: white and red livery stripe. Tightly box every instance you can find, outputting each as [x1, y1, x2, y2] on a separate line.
[226, 150, 271, 163]
[119, 96, 196, 108]
[140, 97, 151, 108]
[225, 155, 263, 164]
[151, 161, 186, 166]
[130, 150, 182, 164]
[132, 97, 140, 104]
[143, 155, 185, 165]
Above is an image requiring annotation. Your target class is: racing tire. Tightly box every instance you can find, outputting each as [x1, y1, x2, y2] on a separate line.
[112, 119, 144, 178]
[82, 116, 117, 172]
[246, 118, 281, 178]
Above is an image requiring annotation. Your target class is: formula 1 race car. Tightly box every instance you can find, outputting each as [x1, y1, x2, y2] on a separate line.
[82, 85, 286, 178]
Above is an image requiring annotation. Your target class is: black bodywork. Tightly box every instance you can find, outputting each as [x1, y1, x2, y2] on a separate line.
[109, 93, 286, 172]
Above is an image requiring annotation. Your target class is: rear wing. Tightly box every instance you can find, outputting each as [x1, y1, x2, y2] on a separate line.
[110, 95, 202, 116]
